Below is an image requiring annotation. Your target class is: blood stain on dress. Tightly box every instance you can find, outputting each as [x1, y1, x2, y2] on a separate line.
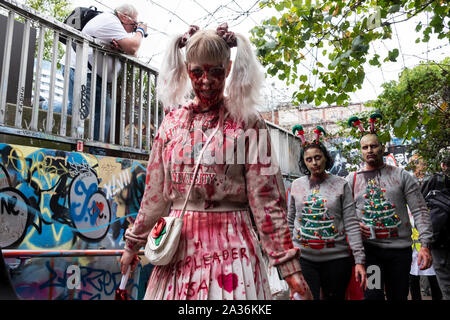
[217, 272, 238, 293]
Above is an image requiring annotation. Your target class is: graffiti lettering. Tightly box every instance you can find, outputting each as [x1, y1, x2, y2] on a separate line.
[1, 192, 21, 216]
[0, 188, 29, 248]
[80, 84, 90, 120]
[68, 161, 91, 178]
[18, 86, 25, 111]
[104, 170, 131, 200]
[35, 261, 131, 300]
[70, 173, 111, 240]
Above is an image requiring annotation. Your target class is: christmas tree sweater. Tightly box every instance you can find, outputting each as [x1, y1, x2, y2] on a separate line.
[347, 164, 433, 249]
[287, 175, 365, 264]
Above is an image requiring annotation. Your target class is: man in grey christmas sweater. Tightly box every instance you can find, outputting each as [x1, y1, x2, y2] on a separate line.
[347, 133, 433, 300]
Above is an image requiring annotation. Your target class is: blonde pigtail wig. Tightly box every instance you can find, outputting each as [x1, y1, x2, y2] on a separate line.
[226, 33, 265, 124]
[157, 35, 190, 109]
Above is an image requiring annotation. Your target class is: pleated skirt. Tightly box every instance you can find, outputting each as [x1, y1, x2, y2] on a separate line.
[144, 209, 272, 300]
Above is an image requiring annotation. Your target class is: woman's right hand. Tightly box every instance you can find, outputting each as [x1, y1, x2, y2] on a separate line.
[120, 250, 139, 275]
[284, 271, 313, 300]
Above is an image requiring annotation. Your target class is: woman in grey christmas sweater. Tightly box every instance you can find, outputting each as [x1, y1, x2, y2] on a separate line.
[287, 139, 366, 300]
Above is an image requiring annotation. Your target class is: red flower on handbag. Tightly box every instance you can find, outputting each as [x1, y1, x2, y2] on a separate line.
[152, 218, 166, 239]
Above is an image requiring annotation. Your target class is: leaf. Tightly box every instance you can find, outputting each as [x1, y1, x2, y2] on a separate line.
[275, 2, 286, 11]
[415, 22, 422, 32]
[388, 48, 399, 62]
[407, 114, 419, 135]
[369, 54, 380, 66]
[293, 0, 303, 8]
[422, 113, 431, 125]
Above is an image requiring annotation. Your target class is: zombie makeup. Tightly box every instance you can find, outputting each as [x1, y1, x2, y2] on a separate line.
[303, 147, 327, 179]
[187, 62, 228, 111]
[360, 134, 384, 169]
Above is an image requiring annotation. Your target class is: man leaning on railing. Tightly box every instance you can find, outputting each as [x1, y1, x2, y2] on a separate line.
[62, 4, 148, 148]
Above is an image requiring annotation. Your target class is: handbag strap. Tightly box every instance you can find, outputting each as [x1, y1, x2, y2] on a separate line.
[178, 112, 229, 218]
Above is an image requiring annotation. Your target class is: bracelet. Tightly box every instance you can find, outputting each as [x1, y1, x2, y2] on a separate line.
[136, 27, 148, 38]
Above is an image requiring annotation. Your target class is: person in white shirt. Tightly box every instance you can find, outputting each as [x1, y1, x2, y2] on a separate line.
[64, 4, 147, 144]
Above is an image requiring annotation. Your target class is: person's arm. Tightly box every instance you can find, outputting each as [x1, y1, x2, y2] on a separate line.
[402, 169, 433, 246]
[244, 117, 301, 278]
[123, 121, 171, 255]
[402, 169, 433, 270]
[345, 172, 371, 239]
[341, 181, 367, 287]
[116, 31, 144, 56]
[244, 117, 312, 299]
[342, 181, 365, 265]
[287, 186, 296, 237]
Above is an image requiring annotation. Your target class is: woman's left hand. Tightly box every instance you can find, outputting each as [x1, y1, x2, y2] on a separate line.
[354, 263, 367, 290]
[284, 271, 313, 300]
[417, 247, 432, 270]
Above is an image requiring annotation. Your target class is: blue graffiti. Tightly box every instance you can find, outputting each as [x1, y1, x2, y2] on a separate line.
[34, 261, 139, 300]
[70, 179, 98, 226]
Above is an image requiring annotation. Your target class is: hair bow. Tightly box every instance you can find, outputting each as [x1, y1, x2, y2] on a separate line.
[179, 25, 200, 48]
[216, 22, 237, 48]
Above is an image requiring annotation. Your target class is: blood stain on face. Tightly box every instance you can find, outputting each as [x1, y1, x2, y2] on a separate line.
[187, 62, 228, 109]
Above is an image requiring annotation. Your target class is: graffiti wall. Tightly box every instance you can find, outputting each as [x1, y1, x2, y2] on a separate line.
[0, 143, 148, 300]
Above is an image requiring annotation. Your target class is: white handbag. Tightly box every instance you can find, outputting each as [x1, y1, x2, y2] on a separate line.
[144, 117, 224, 265]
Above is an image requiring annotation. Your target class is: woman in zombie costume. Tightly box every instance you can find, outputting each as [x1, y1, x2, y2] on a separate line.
[287, 126, 366, 300]
[119, 23, 312, 300]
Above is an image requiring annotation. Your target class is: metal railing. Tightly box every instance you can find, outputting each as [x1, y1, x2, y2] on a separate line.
[2, 249, 145, 258]
[0, 0, 160, 155]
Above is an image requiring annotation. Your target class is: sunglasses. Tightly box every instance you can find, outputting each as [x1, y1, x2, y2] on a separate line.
[188, 66, 226, 79]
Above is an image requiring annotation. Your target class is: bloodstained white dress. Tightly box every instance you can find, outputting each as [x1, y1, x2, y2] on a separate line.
[125, 101, 301, 300]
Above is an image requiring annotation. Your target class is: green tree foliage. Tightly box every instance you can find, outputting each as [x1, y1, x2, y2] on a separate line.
[250, 0, 449, 106]
[330, 57, 449, 174]
[25, 0, 72, 61]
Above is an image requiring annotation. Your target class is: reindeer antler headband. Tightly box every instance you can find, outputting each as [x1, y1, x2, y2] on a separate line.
[293, 125, 327, 147]
[179, 23, 237, 48]
[348, 112, 383, 135]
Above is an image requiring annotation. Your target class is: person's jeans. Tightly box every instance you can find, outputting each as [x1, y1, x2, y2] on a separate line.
[431, 248, 450, 300]
[409, 274, 442, 300]
[62, 66, 111, 141]
[299, 256, 352, 300]
[363, 242, 412, 300]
